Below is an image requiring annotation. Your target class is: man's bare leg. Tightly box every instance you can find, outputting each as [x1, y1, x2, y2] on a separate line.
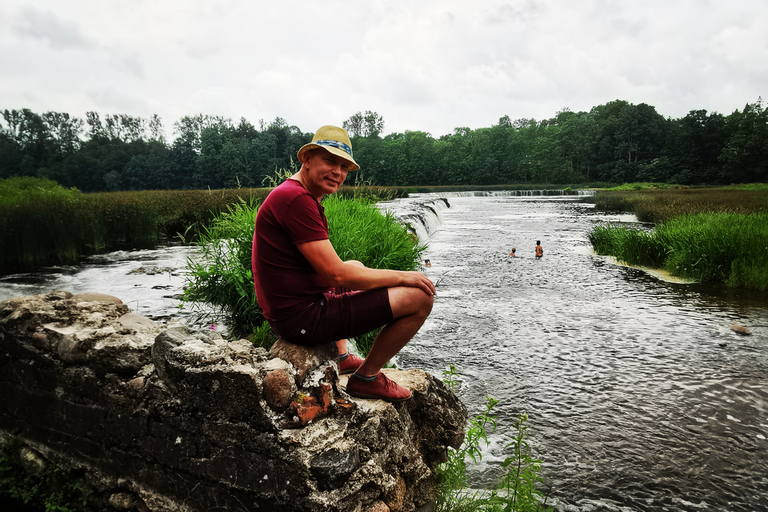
[355, 286, 433, 377]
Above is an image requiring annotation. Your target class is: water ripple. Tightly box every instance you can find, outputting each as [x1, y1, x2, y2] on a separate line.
[396, 195, 768, 512]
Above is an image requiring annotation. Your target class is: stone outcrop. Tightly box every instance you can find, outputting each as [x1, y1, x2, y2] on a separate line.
[0, 291, 467, 512]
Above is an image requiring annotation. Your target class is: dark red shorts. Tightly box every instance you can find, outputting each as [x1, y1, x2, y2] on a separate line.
[270, 288, 393, 346]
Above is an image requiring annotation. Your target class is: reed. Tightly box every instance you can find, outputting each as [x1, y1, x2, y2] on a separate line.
[588, 225, 667, 268]
[590, 213, 768, 290]
[183, 199, 262, 336]
[590, 187, 768, 223]
[0, 182, 272, 274]
[0, 175, 404, 275]
[325, 194, 427, 354]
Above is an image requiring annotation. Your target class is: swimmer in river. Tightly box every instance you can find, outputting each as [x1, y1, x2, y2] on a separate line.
[535, 241, 543, 258]
[509, 248, 516, 257]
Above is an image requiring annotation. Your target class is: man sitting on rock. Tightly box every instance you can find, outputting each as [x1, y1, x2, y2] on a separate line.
[251, 125, 435, 402]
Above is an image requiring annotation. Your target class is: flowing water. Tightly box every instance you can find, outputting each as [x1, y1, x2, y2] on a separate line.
[0, 245, 199, 324]
[1, 193, 767, 511]
[387, 193, 768, 512]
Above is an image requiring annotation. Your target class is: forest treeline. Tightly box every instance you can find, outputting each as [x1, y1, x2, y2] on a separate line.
[1, 98, 766, 192]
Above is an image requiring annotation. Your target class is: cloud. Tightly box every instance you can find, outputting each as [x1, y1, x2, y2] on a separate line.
[0, 0, 765, 137]
[12, 6, 89, 49]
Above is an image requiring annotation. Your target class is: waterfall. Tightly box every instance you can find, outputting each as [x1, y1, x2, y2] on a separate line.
[377, 189, 595, 244]
[377, 197, 449, 243]
[412, 189, 596, 197]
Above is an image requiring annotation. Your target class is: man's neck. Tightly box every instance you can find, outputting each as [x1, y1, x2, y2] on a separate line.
[291, 171, 323, 202]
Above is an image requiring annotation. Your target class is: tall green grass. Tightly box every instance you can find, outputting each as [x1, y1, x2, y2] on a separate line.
[0, 176, 81, 206]
[325, 194, 427, 354]
[184, 194, 426, 348]
[589, 213, 768, 290]
[590, 186, 768, 223]
[0, 178, 270, 273]
[182, 199, 262, 336]
[0, 176, 402, 274]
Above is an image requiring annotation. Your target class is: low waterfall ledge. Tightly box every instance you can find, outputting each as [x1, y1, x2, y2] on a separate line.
[0, 291, 467, 512]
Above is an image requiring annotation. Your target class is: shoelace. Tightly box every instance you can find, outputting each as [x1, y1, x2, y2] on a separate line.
[380, 374, 395, 391]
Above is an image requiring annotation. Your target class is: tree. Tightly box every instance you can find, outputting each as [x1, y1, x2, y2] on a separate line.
[719, 99, 768, 183]
[344, 111, 385, 137]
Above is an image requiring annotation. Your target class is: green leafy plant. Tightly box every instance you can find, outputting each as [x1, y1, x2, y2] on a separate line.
[442, 364, 461, 392]
[183, 193, 425, 353]
[435, 397, 499, 512]
[183, 198, 262, 337]
[250, 320, 278, 350]
[486, 414, 552, 512]
[435, 389, 553, 511]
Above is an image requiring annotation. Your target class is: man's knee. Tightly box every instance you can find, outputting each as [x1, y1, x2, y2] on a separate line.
[389, 286, 433, 319]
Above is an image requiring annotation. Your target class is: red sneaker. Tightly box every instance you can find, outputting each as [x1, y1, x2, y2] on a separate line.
[345, 372, 411, 402]
[337, 353, 365, 375]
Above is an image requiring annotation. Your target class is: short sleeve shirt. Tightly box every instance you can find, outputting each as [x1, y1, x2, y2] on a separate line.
[251, 179, 332, 322]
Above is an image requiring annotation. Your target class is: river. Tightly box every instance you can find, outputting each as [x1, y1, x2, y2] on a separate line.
[1, 193, 766, 511]
[390, 193, 768, 512]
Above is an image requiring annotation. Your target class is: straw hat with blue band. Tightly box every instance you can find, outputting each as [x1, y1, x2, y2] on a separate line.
[297, 125, 360, 171]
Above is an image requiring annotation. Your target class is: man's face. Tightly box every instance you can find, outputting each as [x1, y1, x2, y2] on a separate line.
[302, 148, 350, 198]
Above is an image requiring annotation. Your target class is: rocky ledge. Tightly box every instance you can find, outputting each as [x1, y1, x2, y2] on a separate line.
[0, 291, 467, 512]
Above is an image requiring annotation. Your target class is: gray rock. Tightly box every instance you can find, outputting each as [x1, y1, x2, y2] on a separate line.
[0, 291, 467, 512]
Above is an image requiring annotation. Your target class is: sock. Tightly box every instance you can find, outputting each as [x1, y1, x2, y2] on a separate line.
[351, 372, 377, 383]
[339, 352, 349, 361]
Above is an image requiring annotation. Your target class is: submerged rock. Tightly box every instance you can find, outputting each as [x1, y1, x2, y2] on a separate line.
[0, 291, 467, 512]
[730, 324, 751, 335]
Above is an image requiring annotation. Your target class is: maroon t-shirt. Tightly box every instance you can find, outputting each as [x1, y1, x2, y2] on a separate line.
[251, 179, 333, 323]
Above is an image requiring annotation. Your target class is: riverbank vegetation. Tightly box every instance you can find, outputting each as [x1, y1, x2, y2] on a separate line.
[590, 185, 768, 223]
[437, 369, 553, 512]
[183, 193, 425, 346]
[0, 447, 93, 512]
[589, 186, 768, 290]
[0, 177, 399, 274]
[3, 98, 766, 191]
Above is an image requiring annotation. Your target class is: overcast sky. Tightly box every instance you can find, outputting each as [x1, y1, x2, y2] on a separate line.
[2, 0, 766, 138]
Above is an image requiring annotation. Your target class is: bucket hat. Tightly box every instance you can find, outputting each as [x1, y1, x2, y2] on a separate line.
[297, 125, 360, 171]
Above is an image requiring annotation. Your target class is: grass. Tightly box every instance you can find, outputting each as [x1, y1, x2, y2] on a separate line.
[589, 186, 768, 223]
[590, 213, 768, 290]
[182, 198, 263, 337]
[0, 180, 271, 274]
[0, 177, 400, 275]
[588, 185, 768, 289]
[397, 183, 614, 194]
[183, 193, 426, 348]
[603, 182, 683, 191]
[325, 193, 427, 354]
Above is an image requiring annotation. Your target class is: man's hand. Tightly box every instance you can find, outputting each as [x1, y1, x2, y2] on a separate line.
[398, 270, 436, 297]
[298, 239, 435, 295]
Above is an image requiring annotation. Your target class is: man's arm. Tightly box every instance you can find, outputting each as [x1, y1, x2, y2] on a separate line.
[297, 239, 435, 296]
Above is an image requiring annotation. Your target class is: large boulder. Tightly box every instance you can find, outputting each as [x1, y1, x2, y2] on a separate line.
[0, 291, 467, 512]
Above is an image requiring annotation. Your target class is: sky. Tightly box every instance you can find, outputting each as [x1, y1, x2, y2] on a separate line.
[1, 0, 766, 139]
